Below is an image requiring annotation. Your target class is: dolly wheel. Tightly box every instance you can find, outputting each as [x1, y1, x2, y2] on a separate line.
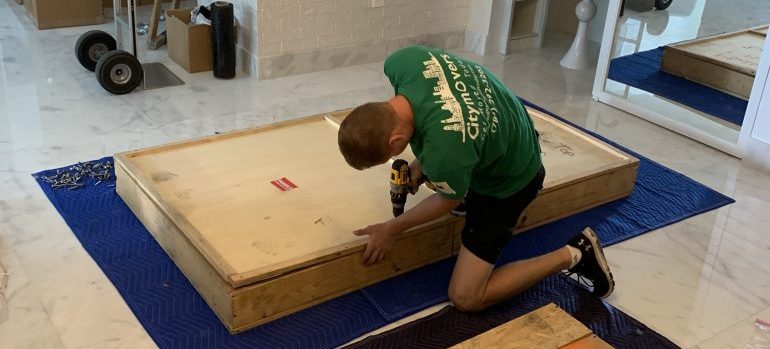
[654, 0, 673, 10]
[76, 30, 117, 72]
[95, 51, 143, 95]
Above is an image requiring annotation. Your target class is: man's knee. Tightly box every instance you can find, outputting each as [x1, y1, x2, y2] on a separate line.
[448, 287, 486, 312]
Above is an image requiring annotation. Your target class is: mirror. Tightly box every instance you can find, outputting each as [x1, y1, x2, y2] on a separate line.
[592, 0, 770, 157]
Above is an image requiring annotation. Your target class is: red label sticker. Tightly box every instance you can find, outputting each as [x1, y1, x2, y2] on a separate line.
[270, 177, 298, 192]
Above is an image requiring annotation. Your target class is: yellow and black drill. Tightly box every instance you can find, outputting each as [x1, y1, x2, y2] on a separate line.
[389, 159, 411, 217]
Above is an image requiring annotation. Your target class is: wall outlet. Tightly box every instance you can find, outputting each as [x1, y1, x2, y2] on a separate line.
[371, 0, 384, 8]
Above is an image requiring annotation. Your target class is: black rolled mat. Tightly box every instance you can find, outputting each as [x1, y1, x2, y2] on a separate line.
[343, 274, 680, 349]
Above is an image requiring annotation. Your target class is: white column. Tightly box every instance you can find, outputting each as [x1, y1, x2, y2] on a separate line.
[560, 0, 597, 70]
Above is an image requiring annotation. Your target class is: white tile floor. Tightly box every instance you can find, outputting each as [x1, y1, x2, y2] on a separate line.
[0, 0, 769, 348]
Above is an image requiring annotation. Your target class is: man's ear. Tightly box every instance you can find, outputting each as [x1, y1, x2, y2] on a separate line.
[388, 134, 409, 156]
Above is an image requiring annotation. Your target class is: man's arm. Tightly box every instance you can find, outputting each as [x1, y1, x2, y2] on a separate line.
[354, 193, 462, 266]
[392, 193, 460, 232]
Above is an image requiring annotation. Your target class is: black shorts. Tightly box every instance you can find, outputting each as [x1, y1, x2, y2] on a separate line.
[460, 166, 546, 264]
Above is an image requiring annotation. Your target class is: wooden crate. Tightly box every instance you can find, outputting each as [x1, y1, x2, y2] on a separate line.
[661, 25, 768, 100]
[115, 107, 638, 333]
[450, 303, 615, 349]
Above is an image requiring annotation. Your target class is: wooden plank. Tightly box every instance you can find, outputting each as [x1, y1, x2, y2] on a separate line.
[661, 26, 768, 100]
[450, 303, 592, 349]
[147, 0, 162, 46]
[516, 165, 636, 231]
[560, 335, 616, 349]
[229, 221, 457, 331]
[115, 163, 236, 328]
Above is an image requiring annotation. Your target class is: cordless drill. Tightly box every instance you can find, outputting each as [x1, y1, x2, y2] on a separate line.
[390, 159, 411, 217]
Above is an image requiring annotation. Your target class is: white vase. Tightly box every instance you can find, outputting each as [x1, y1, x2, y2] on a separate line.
[560, 0, 598, 70]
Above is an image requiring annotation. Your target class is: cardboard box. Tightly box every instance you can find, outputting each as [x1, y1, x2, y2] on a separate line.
[167, 8, 213, 73]
[25, 0, 103, 30]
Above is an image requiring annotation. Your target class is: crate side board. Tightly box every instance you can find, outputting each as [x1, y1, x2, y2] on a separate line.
[228, 221, 459, 332]
[661, 47, 755, 99]
[115, 162, 237, 329]
[517, 162, 638, 231]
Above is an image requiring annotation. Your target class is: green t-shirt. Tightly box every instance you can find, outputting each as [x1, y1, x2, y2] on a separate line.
[384, 46, 542, 200]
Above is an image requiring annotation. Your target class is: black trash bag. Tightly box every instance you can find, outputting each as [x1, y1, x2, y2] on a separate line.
[196, 2, 235, 79]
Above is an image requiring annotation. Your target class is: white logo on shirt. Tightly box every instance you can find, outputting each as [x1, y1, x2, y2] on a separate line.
[422, 53, 467, 143]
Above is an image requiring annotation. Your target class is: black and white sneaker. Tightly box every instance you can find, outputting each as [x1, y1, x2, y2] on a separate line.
[564, 227, 615, 299]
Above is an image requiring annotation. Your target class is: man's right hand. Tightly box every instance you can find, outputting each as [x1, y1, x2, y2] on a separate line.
[409, 160, 425, 194]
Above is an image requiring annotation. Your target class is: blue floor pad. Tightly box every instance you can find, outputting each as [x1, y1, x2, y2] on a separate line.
[33, 105, 734, 349]
[607, 47, 748, 126]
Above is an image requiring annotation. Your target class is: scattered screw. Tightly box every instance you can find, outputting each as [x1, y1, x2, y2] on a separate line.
[41, 160, 115, 191]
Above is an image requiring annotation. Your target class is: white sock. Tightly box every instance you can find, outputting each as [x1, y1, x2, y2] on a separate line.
[566, 246, 582, 269]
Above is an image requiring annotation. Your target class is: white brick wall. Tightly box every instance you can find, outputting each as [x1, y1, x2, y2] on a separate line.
[199, 0, 469, 77]
[259, 0, 470, 56]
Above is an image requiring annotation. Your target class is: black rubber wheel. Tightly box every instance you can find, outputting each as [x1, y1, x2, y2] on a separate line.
[654, 0, 673, 10]
[76, 30, 117, 72]
[95, 50, 143, 95]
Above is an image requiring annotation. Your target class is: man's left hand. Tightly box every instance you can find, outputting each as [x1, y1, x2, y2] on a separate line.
[353, 221, 400, 266]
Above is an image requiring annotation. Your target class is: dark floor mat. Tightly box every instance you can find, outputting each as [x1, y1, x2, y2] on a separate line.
[344, 274, 680, 349]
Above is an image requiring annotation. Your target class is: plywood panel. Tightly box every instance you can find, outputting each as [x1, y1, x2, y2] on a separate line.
[121, 117, 435, 287]
[450, 303, 592, 349]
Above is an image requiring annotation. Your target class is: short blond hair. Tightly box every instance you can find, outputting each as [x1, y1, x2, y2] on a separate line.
[338, 102, 398, 170]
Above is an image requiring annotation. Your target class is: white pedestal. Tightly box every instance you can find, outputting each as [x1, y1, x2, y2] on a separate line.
[561, 0, 597, 70]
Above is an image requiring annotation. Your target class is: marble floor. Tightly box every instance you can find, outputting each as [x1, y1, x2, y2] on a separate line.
[1, 0, 769, 348]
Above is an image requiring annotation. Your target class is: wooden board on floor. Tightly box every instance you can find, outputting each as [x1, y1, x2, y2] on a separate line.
[449, 303, 596, 349]
[661, 25, 768, 100]
[115, 107, 638, 332]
